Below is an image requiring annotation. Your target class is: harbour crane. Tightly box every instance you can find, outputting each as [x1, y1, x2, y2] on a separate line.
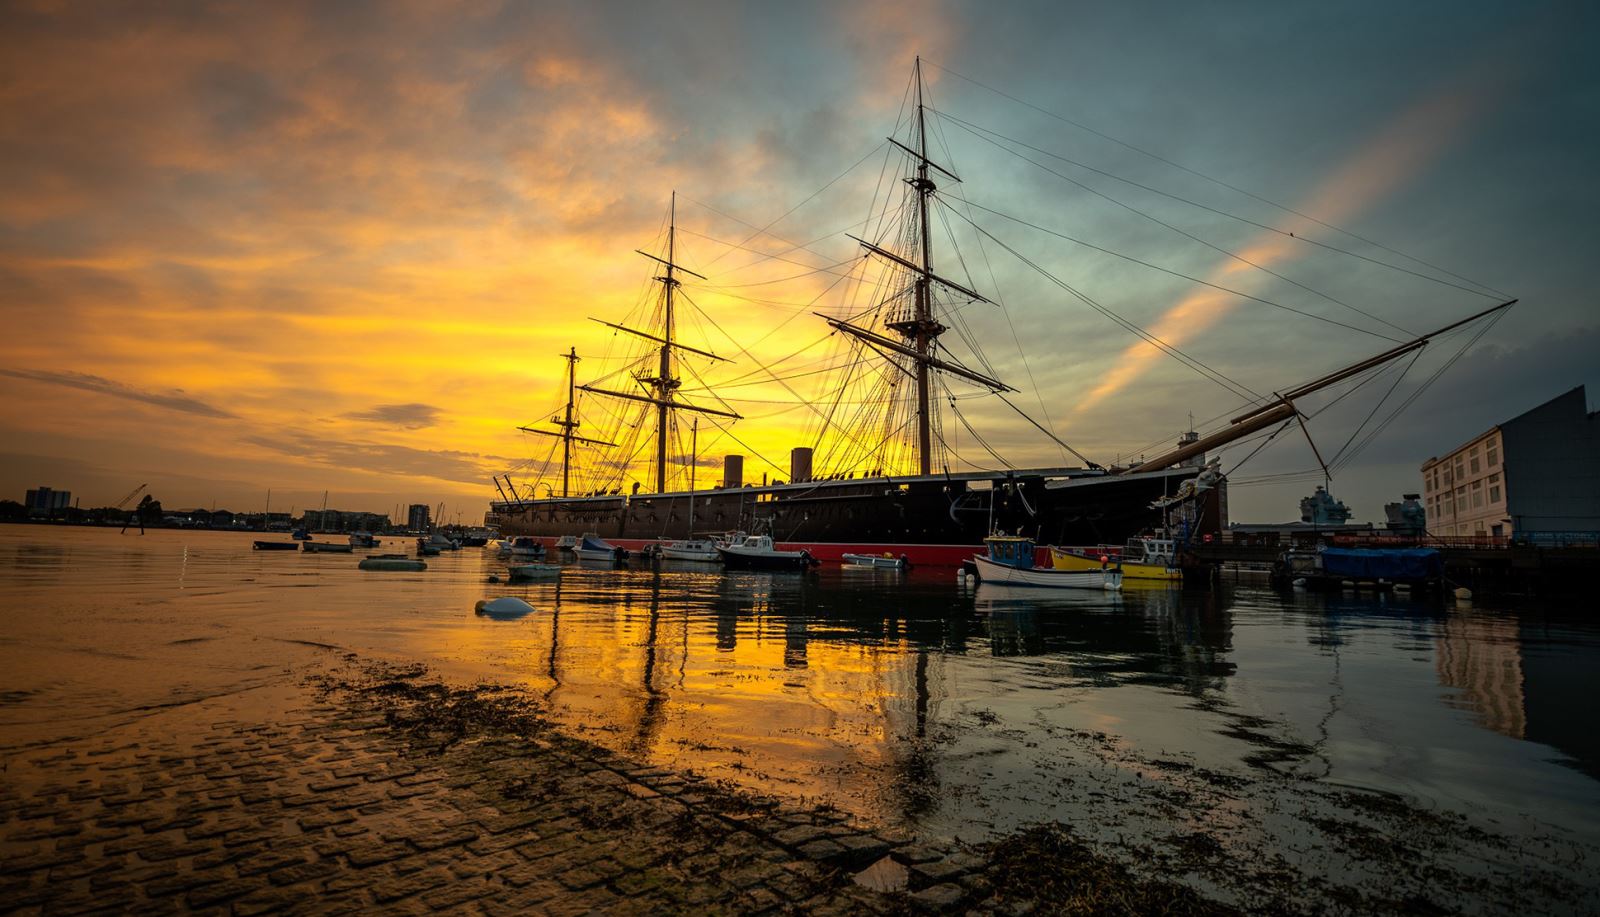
[117, 483, 149, 534]
[113, 483, 148, 510]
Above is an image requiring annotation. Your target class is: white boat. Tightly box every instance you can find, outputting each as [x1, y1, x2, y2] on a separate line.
[554, 534, 578, 551]
[970, 535, 1121, 590]
[657, 538, 722, 562]
[506, 536, 546, 558]
[575, 534, 627, 562]
[360, 554, 427, 571]
[508, 563, 561, 580]
[348, 532, 381, 548]
[718, 534, 818, 571]
[841, 552, 908, 570]
[422, 533, 459, 551]
[416, 538, 442, 556]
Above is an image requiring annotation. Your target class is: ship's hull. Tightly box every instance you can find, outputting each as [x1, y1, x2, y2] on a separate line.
[490, 466, 1222, 567]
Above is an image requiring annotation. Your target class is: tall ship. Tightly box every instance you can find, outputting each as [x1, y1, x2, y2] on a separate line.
[490, 61, 1512, 565]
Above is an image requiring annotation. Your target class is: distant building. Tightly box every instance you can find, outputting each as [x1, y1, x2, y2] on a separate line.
[407, 503, 431, 532]
[303, 509, 390, 532]
[24, 486, 71, 517]
[1421, 386, 1600, 537]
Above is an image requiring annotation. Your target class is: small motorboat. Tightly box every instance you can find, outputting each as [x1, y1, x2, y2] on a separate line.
[841, 552, 909, 570]
[970, 535, 1120, 590]
[421, 533, 459, 551]
[291, 528, 311, 541]
[657, 538, 722, 562]
[506, 536, 546, 559]
[252, 540, 299, 551]
[554, 534, 578, 551]
[508, 563, 561, 580]
[459, 528, 494, 547]
[302, 541, 354, 554]
[718, 534, 818, 571]
[417, 539, 442, 557]
[348, 532, 381, 549]
[575, 534, 627, 562]
[359, 554, 427, 571]
[1051, 536, 1179, 582]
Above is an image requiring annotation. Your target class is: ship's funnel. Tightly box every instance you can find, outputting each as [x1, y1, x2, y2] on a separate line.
[789, 447, 813, 484]
[723, 455, 744, 489]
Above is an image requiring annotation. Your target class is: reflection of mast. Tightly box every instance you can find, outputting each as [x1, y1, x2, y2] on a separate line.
[632, 570, 668, 756]
[579, 194, 741, 494]
[519, 347, 615, 497]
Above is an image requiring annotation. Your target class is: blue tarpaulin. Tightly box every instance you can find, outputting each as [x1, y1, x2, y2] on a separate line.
[1320, 547, 1442, 580]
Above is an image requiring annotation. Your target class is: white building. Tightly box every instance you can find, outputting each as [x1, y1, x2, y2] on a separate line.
[1421, 386, 1599, 538]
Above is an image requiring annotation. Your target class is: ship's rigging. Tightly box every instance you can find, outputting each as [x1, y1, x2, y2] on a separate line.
[504, 58, 1515, 505]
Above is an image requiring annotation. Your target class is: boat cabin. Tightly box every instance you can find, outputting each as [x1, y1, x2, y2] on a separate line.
[984, 535, 1037, 569]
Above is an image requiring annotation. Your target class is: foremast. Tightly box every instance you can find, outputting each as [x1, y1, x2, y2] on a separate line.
[820, 58, 1012, 476]
[578, 192, 741, 494]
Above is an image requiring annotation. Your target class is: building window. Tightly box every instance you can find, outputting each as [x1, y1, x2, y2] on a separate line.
[1487, 447, 1498, 466]
[1492, 524, 1503, 537]
[1490, 485, 1501, 503]
[1472, 482, 1483, 508]
[1470, 455, 1480, 474]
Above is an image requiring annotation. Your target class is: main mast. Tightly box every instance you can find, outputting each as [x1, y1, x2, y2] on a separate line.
[820, 58, 1011, 476]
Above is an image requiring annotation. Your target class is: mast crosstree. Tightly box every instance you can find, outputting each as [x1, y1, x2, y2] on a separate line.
[578, 192, 742, 493]
[518, 347, 616, 497]
[822, 57, 1010, 476]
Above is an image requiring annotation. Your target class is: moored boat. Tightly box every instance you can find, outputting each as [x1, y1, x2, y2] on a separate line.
[348, 532, 381, 548]
[359, 554, 427, 571]
[506, 536, 546, 559]
[841, 552, 909, 570]
[508, 563, 561, 580]
[718, 534, 818, 571]
[1051, 537, 1180, 582]
[575, 534, 627, 562]
[657, 538, 722, 562]
[971, 535, 1121, 590]
[302, 541, 354, 554]
[252, 540, 299, 551]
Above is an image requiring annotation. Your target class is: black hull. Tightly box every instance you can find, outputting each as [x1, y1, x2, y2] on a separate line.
[719, 550, 817, 571]
[491, 466, 1224, 564]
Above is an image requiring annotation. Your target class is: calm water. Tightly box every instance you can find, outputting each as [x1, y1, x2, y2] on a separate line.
[3, 526, 1597, 907]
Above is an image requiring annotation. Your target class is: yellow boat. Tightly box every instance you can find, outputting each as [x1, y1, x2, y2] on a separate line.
[1050, 537, 1182, 582]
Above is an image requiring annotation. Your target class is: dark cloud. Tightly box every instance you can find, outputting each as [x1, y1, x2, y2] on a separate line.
[0, 369, 235, 418]
[242, 434, 506, 486]
[342, 403, 443, 429]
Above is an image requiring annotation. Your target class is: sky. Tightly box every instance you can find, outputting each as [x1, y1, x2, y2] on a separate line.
[1, 0, 1595, 525]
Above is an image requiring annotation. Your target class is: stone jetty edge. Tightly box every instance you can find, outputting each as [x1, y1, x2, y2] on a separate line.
[0, 653, 1246, 915]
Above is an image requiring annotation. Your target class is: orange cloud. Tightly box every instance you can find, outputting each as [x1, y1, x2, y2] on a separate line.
[1077, 65, 1507, 411]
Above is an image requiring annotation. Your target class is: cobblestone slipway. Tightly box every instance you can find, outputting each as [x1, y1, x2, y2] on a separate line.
[0, 657, 1004, 915]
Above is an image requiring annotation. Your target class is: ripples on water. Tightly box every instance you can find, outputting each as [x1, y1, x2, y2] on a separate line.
[2, 527, 1597, 862]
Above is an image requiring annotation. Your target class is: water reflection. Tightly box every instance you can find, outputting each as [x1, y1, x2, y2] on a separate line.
[1, 527, 1597, 850]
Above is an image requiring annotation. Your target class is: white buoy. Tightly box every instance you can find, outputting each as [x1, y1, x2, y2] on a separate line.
[474, 596, 537, 620]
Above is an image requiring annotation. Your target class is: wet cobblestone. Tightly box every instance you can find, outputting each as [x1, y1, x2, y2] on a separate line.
[0, 660, 924, 914]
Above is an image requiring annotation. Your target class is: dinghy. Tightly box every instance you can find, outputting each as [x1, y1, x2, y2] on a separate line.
[359, 554, 427, 571]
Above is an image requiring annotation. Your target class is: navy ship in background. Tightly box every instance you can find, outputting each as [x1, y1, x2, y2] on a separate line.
[489, 61, 1511, 565]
